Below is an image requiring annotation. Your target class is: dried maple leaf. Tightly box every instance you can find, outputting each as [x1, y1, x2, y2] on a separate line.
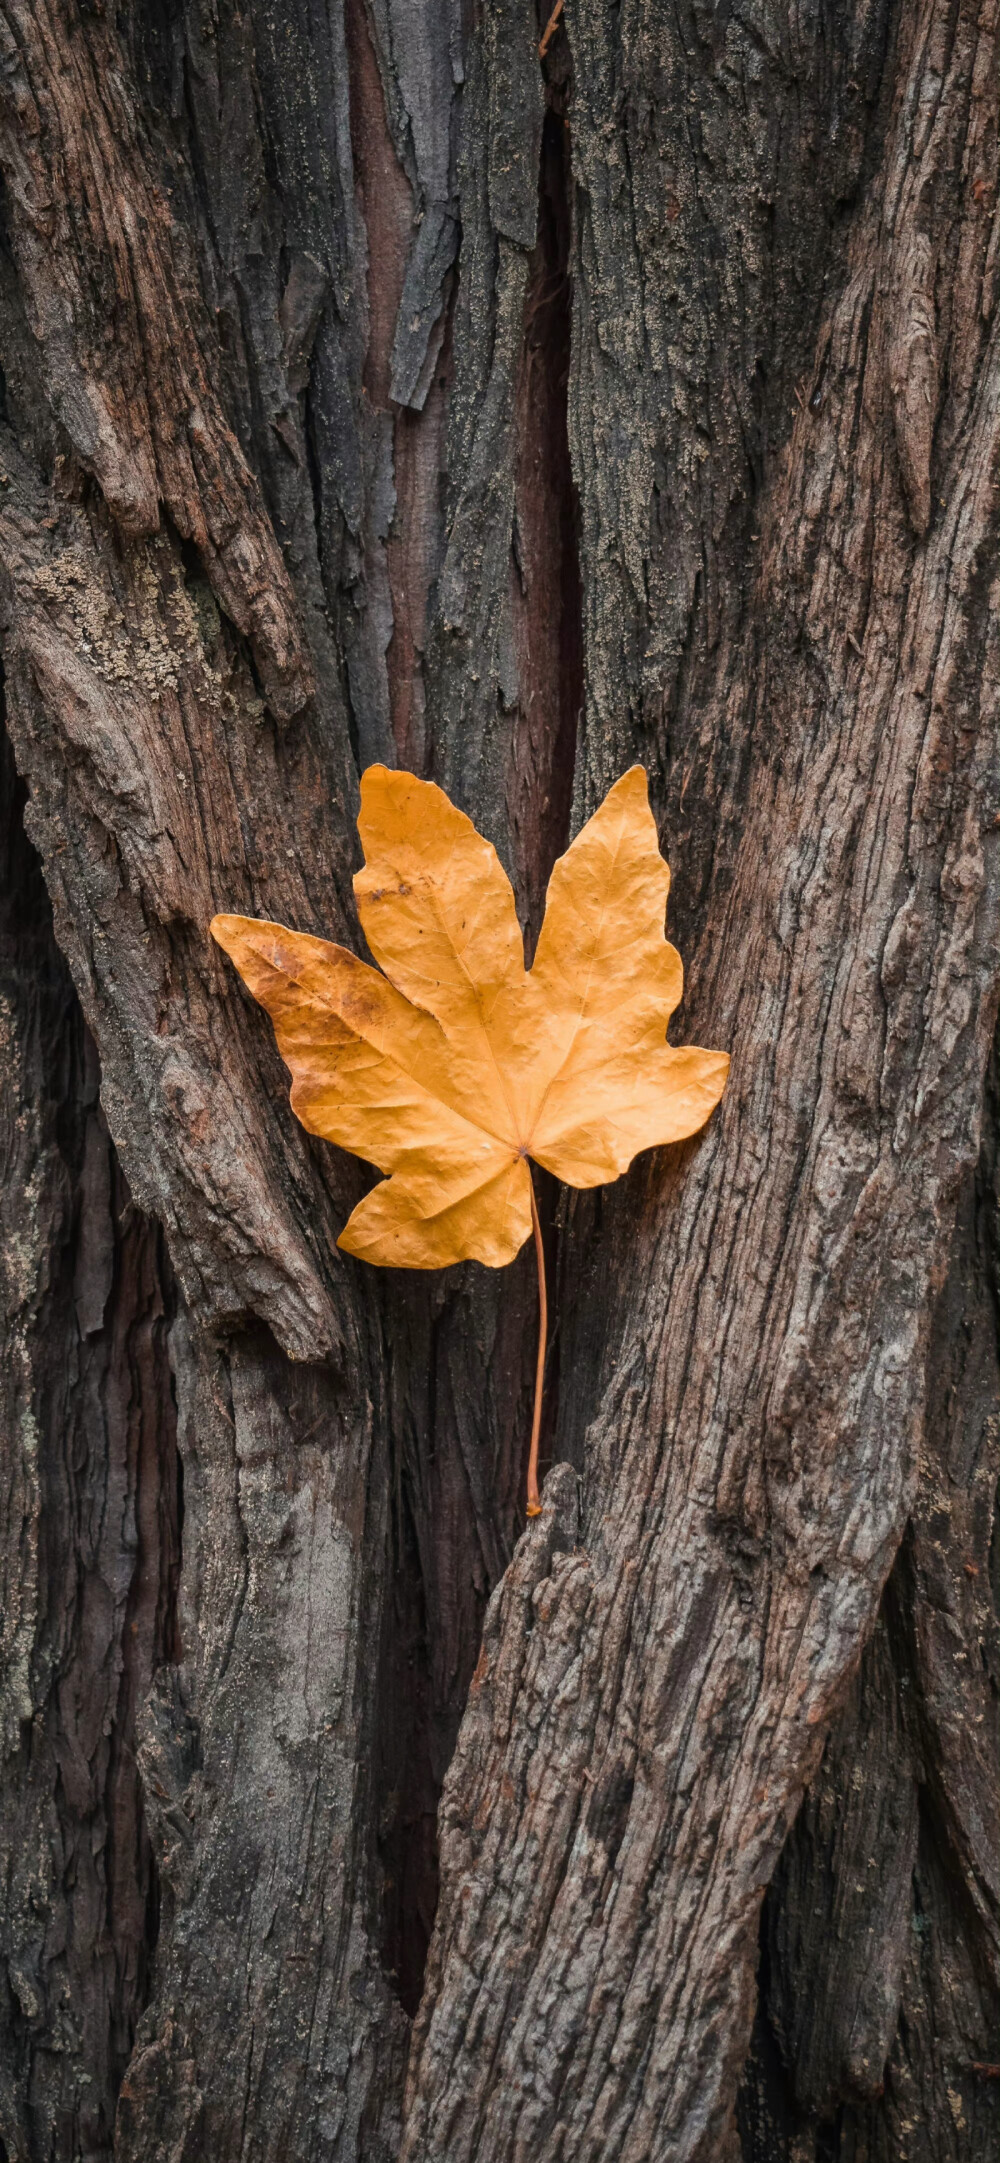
[211, 763, 728, 1509]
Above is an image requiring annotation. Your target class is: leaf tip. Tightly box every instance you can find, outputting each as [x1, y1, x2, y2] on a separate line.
[209, 912, 241, 954]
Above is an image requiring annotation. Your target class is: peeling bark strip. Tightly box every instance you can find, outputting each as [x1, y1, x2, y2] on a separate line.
[0, 0, 996, 2154]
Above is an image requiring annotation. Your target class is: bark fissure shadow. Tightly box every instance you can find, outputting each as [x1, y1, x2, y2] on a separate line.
[509, 89, 583, 960]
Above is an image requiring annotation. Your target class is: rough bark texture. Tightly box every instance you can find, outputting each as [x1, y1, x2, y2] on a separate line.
[0, 0, 996, 2159]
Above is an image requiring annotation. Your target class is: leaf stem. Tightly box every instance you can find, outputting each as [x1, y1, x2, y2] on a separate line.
[538, 0, 564, 56]
[526, 1171, 547, 1518]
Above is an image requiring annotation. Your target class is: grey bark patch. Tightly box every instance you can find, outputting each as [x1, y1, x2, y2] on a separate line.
[281, 255, 332, 394]
[390, 206, 459, 409]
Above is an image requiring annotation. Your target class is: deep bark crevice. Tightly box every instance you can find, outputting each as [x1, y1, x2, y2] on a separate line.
[508, 56, 582, 1513]
[509, 94, 582, 957]
[370, 59, 583, 2024]
[0, 703, 182, 2158]
[373, 1463, 441, 2018]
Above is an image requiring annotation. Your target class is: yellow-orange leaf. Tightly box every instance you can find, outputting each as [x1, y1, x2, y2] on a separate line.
[211, 765, 729, 1269]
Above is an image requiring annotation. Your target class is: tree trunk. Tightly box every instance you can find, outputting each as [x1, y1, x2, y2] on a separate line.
[0, 0, 996, 2159]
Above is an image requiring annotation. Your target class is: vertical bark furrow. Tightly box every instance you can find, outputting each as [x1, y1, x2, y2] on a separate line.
[344, 0, 453, 773]
[430, 0, 550, 866]
[508, 92, 582, 951]
[373, 1246, 537, 2015]
[0, 712, 180, 2160]
[370, 1, 586, 2031]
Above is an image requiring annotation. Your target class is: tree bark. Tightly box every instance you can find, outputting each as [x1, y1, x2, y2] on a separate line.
[0, 0, 996, 2160]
